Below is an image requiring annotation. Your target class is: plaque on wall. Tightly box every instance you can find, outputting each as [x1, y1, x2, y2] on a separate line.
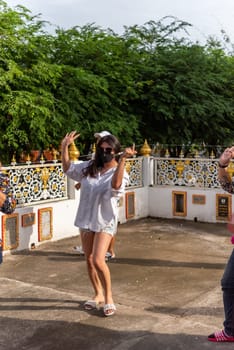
[2, 213, 19, 251]
[192, 194, 206, 205]
[216, 194, 231, 221]
[22, 212, 35, 227]
[126, 192, 135, 219]
[38, 207, 53, 242]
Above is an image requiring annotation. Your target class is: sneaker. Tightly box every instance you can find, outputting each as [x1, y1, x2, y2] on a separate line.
[73, 246, 84, 255]
[105, 252, 116, 262]
[105, 252, 112, 259]
[208, 330, 234, 342]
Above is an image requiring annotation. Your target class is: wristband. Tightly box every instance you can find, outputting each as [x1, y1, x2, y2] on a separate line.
[218, 162, 228, 168]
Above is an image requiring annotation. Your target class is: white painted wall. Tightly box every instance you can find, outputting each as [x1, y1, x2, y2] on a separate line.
[0, 180, 79, 253]
[1, 156, 231, 254]
[148, 186, 230, 224]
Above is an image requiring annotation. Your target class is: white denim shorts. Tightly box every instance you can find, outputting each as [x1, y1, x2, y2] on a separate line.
[79, 219, 117, 236]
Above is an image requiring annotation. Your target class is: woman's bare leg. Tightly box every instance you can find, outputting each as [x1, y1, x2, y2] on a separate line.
[81, 230, 104, 303]
[92, 232, 114, 308]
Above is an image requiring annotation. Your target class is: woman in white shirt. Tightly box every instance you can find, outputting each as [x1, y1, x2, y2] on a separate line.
[61, 131, 136, 316]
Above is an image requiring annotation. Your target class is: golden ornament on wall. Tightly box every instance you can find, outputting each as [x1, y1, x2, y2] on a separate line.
[69, 142, 80, 161]
[140, 140, 151, 157]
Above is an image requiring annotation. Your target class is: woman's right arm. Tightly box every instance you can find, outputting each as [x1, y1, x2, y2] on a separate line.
[61, 131, 80, 173]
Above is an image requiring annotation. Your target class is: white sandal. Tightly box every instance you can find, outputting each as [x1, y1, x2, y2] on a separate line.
[103, 303, 116, 317]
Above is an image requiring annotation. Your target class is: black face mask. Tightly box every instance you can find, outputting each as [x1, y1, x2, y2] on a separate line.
[100, 153, 114, 163]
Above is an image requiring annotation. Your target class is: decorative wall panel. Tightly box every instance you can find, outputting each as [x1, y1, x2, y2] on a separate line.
[38, 207, 53, 242]
[126, 192, 135, 219]
[2, 213, 19, 250]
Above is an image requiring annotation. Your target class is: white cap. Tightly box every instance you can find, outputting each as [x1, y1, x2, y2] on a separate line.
[94, 130, 111, 139]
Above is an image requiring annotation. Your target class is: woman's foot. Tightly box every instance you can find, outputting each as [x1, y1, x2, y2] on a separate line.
[84, 299, 104, 310]
[84, 300, 98, 310]
[84, 293, 105, 310]
[103, 303, 116, 317]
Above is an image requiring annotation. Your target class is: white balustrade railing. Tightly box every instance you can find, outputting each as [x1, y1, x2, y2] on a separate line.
[153, 158, 222, 188]
[125, 157, 144, 188]
[3, 163, 67, 206]
[2, 157, 225, 208]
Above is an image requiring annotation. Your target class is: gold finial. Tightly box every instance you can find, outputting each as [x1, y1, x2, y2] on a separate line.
[11, 154, 17, 165]
[69, 141, 80, 161]
[179, 149, 184, 158]
[25, 153, 31, 164]
[165, 148, 170, 158]
[52, 147, 58, 162]
[210, 150, 215, 159]
[154, 142, 161, 156]
[92, 143, 96, 154]
[40, 153, 45, 164]
[140, 140, 151, 157]
[194, 150, 200, 159]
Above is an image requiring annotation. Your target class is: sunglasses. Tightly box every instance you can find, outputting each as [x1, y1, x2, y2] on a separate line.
[99, 147, 113, 154]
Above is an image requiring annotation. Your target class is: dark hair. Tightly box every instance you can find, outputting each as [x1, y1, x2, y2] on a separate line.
[82, 135, 121, 177]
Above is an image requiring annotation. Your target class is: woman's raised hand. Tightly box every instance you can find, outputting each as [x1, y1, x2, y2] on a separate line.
[122, 143, 137, 158]
[62, 131, 80, 147]
[219, 146, 234, 167]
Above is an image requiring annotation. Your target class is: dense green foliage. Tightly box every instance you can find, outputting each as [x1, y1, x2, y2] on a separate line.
[1, 1, 234, 163]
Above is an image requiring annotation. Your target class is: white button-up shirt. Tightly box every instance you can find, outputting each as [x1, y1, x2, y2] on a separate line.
[66, 161, 129, 232]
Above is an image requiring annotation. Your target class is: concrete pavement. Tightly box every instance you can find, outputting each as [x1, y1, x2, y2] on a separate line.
[0, 217, 233, 350]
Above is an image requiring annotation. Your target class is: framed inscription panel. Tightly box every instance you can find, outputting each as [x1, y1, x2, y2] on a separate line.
[38, 207, 53, 242]
[216, 194, 232, 221]
[22, 212, 35, 227]
[192, 194, 206, 205]
[172, 191, 187, 217]
[126, 192, 135, 219]
[2, 213, 19, 251]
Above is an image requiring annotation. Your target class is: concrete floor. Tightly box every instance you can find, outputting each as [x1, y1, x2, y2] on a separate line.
[0, 217, 234, 350]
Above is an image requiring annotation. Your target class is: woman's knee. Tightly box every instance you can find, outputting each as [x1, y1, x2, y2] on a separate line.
[86, 254, 94, 268]
[93, 256, 105, 271]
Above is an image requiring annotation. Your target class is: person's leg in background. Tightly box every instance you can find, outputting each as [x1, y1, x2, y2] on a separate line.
[221, 249, 234, 337]
[208, 249, 234, 342]
[105, 236, 116, 260]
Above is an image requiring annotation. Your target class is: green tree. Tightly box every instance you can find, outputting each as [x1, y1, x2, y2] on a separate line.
[51, 25, 141, 153]
[1, 1, 234, 163]
[124, 19, 234, 150]
[0, 1, 62, 162]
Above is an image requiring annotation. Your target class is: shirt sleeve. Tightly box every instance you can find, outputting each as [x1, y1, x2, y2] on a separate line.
[65, 161, 89, 182]
[111, 170, 129, 197]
